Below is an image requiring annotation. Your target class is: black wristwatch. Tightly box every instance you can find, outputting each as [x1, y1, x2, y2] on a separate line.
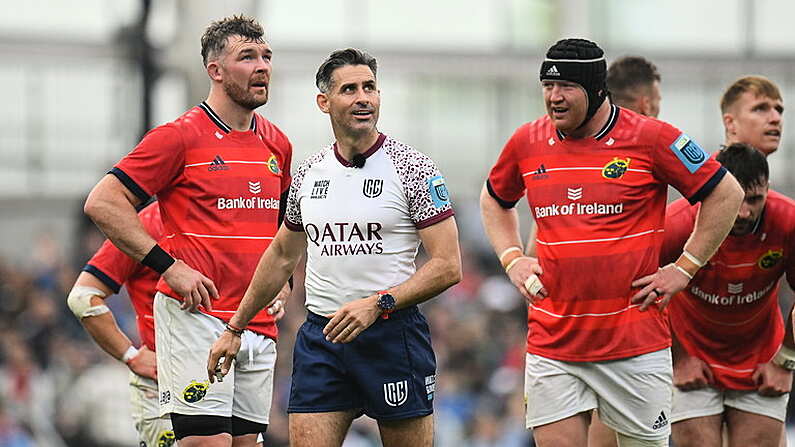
[376, 291, 396, 319]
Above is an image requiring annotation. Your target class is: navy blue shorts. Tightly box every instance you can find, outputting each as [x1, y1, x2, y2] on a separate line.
[287, 306, 437, 420]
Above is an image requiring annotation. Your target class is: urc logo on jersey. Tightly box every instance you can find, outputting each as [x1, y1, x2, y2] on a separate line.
[305, 222, 384, 256]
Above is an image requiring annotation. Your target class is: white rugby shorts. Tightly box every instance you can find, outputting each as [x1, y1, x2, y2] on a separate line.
[154, 292, 276, 424]
[129, 371, 175, 446]
[671, 385, 789, 423]
[525, 349, 673, 441]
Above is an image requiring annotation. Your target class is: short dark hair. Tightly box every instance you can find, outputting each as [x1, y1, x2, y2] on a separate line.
[606, 56, 660, 106]
[315, 48, 378, 93]
[201, 15, 265, 67]
[716, 143, 769, 190]
[720, 75, 782, 114]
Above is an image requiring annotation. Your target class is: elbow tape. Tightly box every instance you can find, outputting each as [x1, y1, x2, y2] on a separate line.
[67, 286, 111, 319]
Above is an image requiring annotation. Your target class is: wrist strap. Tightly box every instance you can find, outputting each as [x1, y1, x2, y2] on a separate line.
[225, 322, 244, 337]
[674, 264, 694, 280]
[499, 246, 522, 265]
[122, 345, 139, 364]
[141, 244, 175, 274]
[773, 345, 795, 370]
[505, 256, 530, 273]
[683, 250, 706, 268]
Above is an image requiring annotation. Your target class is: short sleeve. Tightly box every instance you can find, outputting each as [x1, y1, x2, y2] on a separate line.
[486, 124, 529, 208]
[112, 125, 185, 202]
[84, 240, 139, 293]
[398, 153, 454, 229]
[652, 122, 726, 204]
[284, 156, 314, 232]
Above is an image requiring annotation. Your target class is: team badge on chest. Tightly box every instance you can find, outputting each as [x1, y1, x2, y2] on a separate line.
[758, 249, 784, 270]
[363, 178, 384, 198]
[601, 157, 630, 179]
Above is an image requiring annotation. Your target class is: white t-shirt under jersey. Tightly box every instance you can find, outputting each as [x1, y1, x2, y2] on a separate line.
[284, 133, 454, 315]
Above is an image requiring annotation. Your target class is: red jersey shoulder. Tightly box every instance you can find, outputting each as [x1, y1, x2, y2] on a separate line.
[763, 190, 795, 236]
[612, 107, 665, 145]
[170, 106, 216, 141]
[766, 190, 795, 218]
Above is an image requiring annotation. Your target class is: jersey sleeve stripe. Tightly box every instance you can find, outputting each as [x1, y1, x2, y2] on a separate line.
[82, 264, 122, 293]
[415, 209, 455, 229]
[109, 167, 151, 203]
[285, 219, 304, 232]
[687, 166, 727, 204]
[486, 179, 519, 209]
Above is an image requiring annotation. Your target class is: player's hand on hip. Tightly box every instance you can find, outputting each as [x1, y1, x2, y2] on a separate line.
[323, 296, 381, 344]
[673, 354, 713, 391]
[127, 345, 158, 381]
[630, 263, 690, 311]
[162, 260, 219, 312]
[506, 257, 547, 305]
[753, 362, 793, 396]
[207, 331, 241, 384]
[267, 283, 291, 321]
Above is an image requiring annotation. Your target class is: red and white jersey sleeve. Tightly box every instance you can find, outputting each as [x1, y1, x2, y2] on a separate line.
[666, 191, 795, 389]
[486, 106, 725, 362]
[83, 202, 164, 351]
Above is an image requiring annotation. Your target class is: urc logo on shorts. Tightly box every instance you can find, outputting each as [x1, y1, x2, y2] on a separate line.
[157, 431, 176, 447]
[182, 380, 209, 403]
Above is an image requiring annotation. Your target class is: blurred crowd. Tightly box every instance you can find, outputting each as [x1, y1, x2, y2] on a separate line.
[0, 205, 534, 447]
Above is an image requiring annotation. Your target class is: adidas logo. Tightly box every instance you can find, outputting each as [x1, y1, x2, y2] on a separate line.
[546, 65, 560, 76]
[208, 155, 230, 172]
[652, 411, 668, 430]
[536, 164, 547, 175]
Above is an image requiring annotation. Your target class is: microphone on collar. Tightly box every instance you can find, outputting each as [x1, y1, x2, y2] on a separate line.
[352, 154, 366, 168]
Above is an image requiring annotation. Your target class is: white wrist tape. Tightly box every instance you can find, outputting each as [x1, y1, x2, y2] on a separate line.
[505, 256, 529, 273]
[682, 250, 706, 268]
[524, 274, 544, 295]
[772, 345, 795, 370]
[674, 265, 694, 280]
[498, 246, 522, 264]
[121, 345, 140, 364]
[67, 286, 110, 319]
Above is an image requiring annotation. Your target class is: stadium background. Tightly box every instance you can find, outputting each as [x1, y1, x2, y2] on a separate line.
[0, 0, 793, 445]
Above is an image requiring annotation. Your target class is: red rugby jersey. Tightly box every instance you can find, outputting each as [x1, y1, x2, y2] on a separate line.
[112, 102, 292, 339]
[84, 202, 163, 351]
[487, 106, 726, 361]
[664, 190, 795, 389]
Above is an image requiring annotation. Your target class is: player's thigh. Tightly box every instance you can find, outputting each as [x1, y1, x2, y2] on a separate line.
[524, 353, 596, 436]
[154, 293, 235, 431]
[129, 372, 175, 446]
[287, 315, 361, 414]
[669, 386, 724, 447]
[533, 411, 591, 447]
[377, 413, 433, 447]
[724, 391, 788, 447]
[289, 410, 357, 447]
[670, 414, 722, 447]
[589, 410, 618, 447]
[231, 333, 277, 426]
[587, 349, 672, 442]
[352, 308, 436, 421]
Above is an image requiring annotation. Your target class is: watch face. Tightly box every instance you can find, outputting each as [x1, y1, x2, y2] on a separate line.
[378, 293, 396, 311]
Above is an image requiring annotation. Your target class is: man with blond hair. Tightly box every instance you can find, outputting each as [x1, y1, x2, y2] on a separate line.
[720, 75, 783, 156]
